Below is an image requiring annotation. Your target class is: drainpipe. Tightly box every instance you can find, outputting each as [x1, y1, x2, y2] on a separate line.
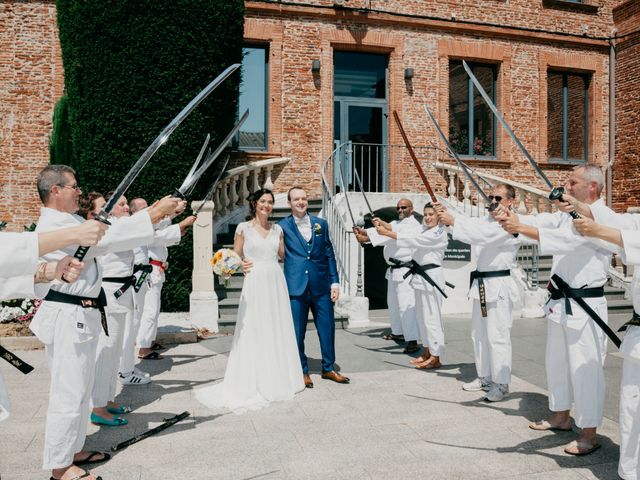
[606, 28, 617, 207]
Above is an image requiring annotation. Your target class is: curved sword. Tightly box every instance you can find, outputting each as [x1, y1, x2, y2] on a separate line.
[179, 133, 211, 194]
[335, 150, 356, 226]
[193, 153, 232, 216]
[63, 63, 241, 280]
[176, 109, 249, 197]
[461, 61, 578, 217]
[352, 169, 374, 217]
[424, 105, 491, 205]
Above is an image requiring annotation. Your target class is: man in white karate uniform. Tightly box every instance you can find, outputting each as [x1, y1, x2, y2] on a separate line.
[354, 198, 422, 354]
[570, 206, 640, 479]
[135, 197, 193, 360]
[30, 165, 180, 480]
[0, 223, 105, 423]
[437, 184, 521, 401]
[499, 165, 613, 456]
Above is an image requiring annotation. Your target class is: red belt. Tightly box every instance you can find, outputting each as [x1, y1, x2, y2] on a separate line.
[149, 259, 167, 272]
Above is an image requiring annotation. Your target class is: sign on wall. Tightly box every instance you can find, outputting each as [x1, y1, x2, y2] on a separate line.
[444, 234, 471, 262]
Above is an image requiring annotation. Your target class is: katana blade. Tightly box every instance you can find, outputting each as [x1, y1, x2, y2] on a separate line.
[62, 64, 241, 278]
[178, 109, 249, 196]
[193, 153, 231, 216]
[335, 150, 356, 226]
[352, 168, 374, 217]
[424, 105, 491, 204]
[178, 134, 211, 193]
[392, 111, 437, 202]
[461, 60, 553, 190]
[104, 63, 241, 212]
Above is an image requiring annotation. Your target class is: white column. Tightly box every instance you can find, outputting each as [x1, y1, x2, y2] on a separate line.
[189, 200, 219, 333]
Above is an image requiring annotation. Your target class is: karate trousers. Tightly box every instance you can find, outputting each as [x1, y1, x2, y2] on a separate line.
[119, 283, 148, 375]
[43, 320, 99, 469]
[387, 278, 419, 341]
[546, 318, 607, 428]
[137, 279, 162, 348]
[619, 354, 640, 480]
[471, 296, 513, 385]
[415, 288, 444, 356]
[92, 310, 128, 408]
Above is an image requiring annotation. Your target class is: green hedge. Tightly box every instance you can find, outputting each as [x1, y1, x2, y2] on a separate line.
[56, 0, 244, 311]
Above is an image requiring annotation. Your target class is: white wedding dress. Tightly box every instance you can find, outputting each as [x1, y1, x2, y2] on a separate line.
[195, 222, 304, 413]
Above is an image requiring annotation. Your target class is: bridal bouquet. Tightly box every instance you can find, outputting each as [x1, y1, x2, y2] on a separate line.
[210, 248, 242, 285]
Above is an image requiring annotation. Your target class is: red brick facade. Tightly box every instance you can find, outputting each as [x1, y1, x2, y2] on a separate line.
[1, 0, 638, 230]
[612, 0, 640, 211]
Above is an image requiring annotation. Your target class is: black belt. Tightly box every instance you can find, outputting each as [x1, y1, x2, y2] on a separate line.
[403, 261, 454, 298]
[103, 275, 136, 299]
[387, 257, 412, 270]
[470, 269, 510, 317]
[133, 264, 152, 292]
[618, 310, 640, 332]
[44, 289, 109, 336]
[547, 274, 620, 348]
[0, 345, 34, 374]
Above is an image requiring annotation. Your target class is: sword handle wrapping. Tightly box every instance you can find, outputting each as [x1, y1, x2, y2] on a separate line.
[61, 212, 111, 283]
[171, 189, 186, 200]
[548, 186, 581, 219]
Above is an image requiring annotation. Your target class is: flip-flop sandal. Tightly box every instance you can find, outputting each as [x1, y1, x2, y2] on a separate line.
[51, 470, 103, 480]
[529, 420, 573, 431]
[382, 333, 404, 341]
[150, 342, 165, 351]
[90, 412, 128, 426]
[415, 360, 442, 370]
[107, 405, 132, 415]
[564, 440, 601, 456]
[75, 451, 111, 466]
[138, 351, 163, 360]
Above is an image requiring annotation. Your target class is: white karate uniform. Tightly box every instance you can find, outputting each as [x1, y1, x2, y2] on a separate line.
[0, 232, 40, 300]
[119, 245, 149, 376]
[396, 224, 449, 356]
[92, 216, 136, 408]
[367, 216, 422, 341]
[587, 212, 640, 480]
[453, 215, 520, 385]
[30, 207, 154, 470]
[521, 199, 614, 428]
[136, 220, 181, 349]
[0, 231, 41, 422]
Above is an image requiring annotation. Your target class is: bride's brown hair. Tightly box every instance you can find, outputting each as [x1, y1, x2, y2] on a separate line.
[246, 188, 275, 220]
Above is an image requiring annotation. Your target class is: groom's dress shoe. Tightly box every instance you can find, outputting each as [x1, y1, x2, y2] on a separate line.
[321, 370, 350, 384]
[303, 374, 314, 388]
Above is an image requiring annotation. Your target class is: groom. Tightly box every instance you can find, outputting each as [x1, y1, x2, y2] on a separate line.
[279, 187, 350, 388]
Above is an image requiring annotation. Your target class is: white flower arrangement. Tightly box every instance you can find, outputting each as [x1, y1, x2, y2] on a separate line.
[0, 298, 41, 324]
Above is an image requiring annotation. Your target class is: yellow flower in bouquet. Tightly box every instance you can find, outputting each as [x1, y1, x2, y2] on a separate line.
[210, 248, 242, 285]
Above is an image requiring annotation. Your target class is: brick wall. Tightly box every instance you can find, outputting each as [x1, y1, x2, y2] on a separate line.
[0, 0, 631, 228]
[612, 0, 640, 211]
[0, 1, 63, 231]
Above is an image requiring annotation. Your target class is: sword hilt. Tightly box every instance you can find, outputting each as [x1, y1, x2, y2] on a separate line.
[548, 187, 580, 219]
[171, 189, 186, 200]
[61, 211, 111, 283]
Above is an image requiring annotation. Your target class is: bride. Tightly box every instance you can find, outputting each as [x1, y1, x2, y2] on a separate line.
[196, 188, 304, 413]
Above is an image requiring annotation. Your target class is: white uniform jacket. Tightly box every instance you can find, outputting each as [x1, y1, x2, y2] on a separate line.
[100, 216, 138, 314]
[147, 218, 181, 284]
[30, 207, 154, 345]
[396, 224, 448, 293]
[0, 232, 40, 299]
[453, 215, 521, 303]
[521, 199, 614, 329]
[367, 216, 422, 282]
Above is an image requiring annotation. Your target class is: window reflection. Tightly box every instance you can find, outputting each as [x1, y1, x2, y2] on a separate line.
[334, 52, 387, 99]
[239, 45, 268, 150]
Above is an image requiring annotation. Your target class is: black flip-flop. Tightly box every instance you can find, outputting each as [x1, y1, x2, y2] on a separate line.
[382, 333, 404, 341]
[150, 342, 165, 351]
[138, 351, 163, 360]
[50, 467, 103, 480]
[75, 451, 111, 466]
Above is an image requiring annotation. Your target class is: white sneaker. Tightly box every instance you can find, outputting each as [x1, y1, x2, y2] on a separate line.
[485, 383, 509, 402]
[119, 372, 151, 385]
[134, 367, 150, 378]
[462, 377, 492, 392]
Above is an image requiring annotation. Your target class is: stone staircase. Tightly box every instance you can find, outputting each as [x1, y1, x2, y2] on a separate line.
[523, 254, 633, 315]
[213, 200, 349, 330]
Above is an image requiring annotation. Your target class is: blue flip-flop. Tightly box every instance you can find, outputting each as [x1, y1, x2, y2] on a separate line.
[91, 412, 128, 426]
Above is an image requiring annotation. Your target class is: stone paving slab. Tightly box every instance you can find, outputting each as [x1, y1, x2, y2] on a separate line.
[0, 314, 622, 480]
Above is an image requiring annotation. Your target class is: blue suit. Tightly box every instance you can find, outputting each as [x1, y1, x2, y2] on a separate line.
[278, 215, 339, 374]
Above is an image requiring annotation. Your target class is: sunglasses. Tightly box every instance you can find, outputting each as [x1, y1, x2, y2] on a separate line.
[488, 195, 503, 202]
[396, 206, 409, 210]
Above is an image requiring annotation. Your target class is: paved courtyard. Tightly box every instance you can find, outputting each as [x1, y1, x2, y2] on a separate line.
[0, 311, 628, 480]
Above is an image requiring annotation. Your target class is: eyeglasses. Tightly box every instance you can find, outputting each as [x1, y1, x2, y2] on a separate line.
[488, 195, 503, 202]
[58, 183, 80, 191]
[396, 206, 409, 210]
